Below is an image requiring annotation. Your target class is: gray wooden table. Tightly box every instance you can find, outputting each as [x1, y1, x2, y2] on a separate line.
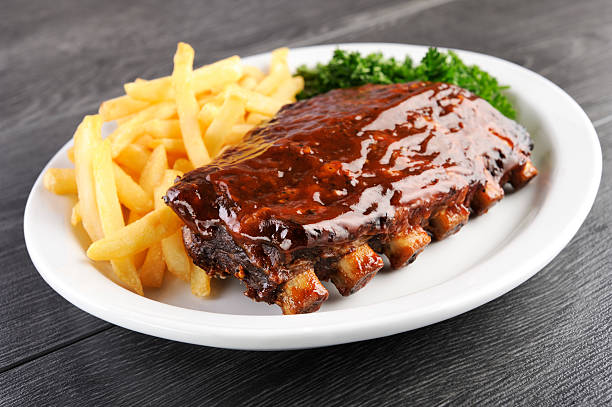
[2, 0, 610, 405]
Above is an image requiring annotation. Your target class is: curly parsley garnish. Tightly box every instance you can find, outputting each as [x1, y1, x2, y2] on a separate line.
[296, 48, 516, 119]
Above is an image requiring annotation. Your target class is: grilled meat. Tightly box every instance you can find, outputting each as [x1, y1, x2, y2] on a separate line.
[165, 82, 538, 314]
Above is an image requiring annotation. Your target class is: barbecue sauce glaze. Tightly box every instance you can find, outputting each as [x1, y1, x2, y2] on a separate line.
[165, 82, 533, 257]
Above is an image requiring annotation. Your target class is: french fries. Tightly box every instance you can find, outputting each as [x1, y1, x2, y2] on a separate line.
[87, 206, 183, 260]
[191, 265, 211, 297]
[73, 115, 104, 242]
[204, 90, 246, 156]
[99, 95, 150, 122]
[173, 42, 211, 168]
[139, 144, 168, 197]
[92, 139, 143, 295]
[113, 164, 153, 213]
[43, 168, 77, 195]
[140, 243, 165, 287]
[44, 42, 303, 298]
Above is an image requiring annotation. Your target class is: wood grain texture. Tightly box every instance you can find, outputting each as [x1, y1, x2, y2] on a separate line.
[1, 0, 610, 405]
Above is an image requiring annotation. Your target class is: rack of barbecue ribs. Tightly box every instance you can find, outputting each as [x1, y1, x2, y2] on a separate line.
[165, 81, 538, 314]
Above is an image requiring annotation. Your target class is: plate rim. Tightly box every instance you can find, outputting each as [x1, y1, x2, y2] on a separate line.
[24, 42, 602, 350]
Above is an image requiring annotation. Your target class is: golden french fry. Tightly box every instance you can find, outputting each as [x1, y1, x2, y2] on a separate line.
[191, 264, 211, 297]
[134, 134, 154, 148]
[255, 48, 291, 95]
[124, 56, 242, 102]
[242, 65, 265, 82]
[113, 163, 153, 213]
[99, 95, 150, 122]
[114, 143, 150, 177]
[110, 101, 176, 158]
[74, 115, 104, 242]
[271, 76, 304, 104]
[161, 231, 191, 281]
[71, 201, 81, 226]
[92, 139, 143, 295]
[197, 103, 219, 130]
[225, 124, 255, 145]
[153, 170, 183, 210]
[204, 91, 246, 156]
[139, 144, 168, 197]
[245, 112, 271, 125]
[128, 210, 147, 269]
[44, 168, 77, 195]
[238, 76, 258, 90]
[172, 158, 193, 173]
[141, 119, 181, 139]
[87, 205, 182, 260]
[67, 147, 75, 163]
[148, 138, 186, 155]
[172, 42, 210, 168]
[239, 87, 283, 116]
[140, 242, 165, 287]
[125, 77, 173, 102]
[153, 169, 189, 281]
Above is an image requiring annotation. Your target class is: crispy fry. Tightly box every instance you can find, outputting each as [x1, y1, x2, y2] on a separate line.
[140, 119, 181, 139]
[172, 158, 193, 173]
[134, 134, 154, 148]
[173, 42, 211, 168]
[192, 55, 243, 95]
[161, 230, 191, 281]
[113, 163, 153, 213]
[110, 101, 176, 158]
[148, 138, 186, 155]
[225, 123, 255, 145]
[271, 76, 304, 104]
[125, 77, 173, 102]
[99, 95, 150, 121]
[87, 205, 182, 260]
[44, 168, 77, 195]
[139, 144, 168, 197]
[74, 115, 104, 242]
[238, 76, 258, 90]
[114, 143, 150, 176]
[238, 87, 284, 116]
[92, 139, 143, 295]
[245, 112, 271, 125]
[140, 243, 165, 287]
[242, 65, 265, 82]
[153, 170, 183, 210]
[128, 210, 147, 269]
[124, 56, 242, 102]
[67, 147, 75, 163]
[153, 170, 189, 281]
[71, 201, 81, 226]
[204, 90, 246, 156]
[255, 48, 291, 95]
[191, 264, 211, 297]
[197, 103, 219, 130]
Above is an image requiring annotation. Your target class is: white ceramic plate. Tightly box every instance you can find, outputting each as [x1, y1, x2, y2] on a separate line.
[24, 43, 601, 350]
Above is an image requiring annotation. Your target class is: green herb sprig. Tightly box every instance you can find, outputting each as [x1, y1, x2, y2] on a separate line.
[296, 48, 516, 119]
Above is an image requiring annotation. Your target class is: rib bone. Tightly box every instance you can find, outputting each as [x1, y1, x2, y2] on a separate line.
[384, 226, 431, 269]
[332, 244, 384, 296]
[276, 267, 329, 315]
[428, 204, 470, 240]
[471, 176, 504, 215]
[510, 160, 538, 189]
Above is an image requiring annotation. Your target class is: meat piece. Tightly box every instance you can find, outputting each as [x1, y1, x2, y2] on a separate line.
[166, 82, 537, 314]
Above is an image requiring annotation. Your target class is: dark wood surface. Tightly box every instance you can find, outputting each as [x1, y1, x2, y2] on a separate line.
[1, 0, 610, 405]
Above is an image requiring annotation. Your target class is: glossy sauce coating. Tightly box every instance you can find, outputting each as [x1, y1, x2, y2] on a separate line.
[166, 82, 533, 252]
